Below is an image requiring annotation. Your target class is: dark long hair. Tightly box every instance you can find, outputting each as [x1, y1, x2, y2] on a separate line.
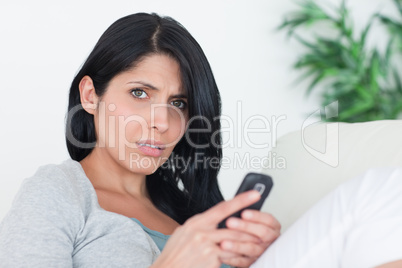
[65, 13, 223, 224]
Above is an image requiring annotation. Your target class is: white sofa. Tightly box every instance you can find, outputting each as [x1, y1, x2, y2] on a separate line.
[261, 120, 402, 231]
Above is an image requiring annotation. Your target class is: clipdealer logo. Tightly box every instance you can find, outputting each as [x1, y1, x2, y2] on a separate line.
[301, 101, 339, 167]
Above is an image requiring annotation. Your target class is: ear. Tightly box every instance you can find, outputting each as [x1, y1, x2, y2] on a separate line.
[79, 75, 99, 115]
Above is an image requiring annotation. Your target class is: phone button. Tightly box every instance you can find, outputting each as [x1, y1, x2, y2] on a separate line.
[253, 183, 266, 195]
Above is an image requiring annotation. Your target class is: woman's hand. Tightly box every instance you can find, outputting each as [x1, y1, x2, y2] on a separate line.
[150, 191, 264, 268]
[220, 210, 281, 267]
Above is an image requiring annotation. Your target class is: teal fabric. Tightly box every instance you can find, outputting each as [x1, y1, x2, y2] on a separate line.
[131, 218, 231, 268]
[131, 218, 169, 252]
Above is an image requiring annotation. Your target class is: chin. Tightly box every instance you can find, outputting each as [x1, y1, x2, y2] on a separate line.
[126, 160, 159, 175]
[126, 164, 158, 174]
[125, 151, 171, 175]
[143, 167, 160, 176]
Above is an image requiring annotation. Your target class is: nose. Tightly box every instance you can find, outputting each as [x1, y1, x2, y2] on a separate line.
[151, 104, 169, 133]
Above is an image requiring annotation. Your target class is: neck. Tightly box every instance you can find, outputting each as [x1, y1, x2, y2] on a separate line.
[79, 147, 148, 198]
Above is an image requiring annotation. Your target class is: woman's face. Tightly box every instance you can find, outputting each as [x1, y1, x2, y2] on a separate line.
[93, 54, 188, 174]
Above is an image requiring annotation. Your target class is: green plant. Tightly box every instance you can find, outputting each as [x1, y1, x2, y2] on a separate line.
[279, 0, 402, 122]
[378, 0, 402, 51]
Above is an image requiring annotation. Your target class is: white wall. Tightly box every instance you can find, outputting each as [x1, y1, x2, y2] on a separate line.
[0, 0, 396, 220]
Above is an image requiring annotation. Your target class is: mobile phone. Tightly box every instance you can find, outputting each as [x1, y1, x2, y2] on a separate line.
[218, 172, 273, 228]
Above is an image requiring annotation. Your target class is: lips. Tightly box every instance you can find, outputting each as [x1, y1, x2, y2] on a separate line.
[136, 140, 165, 157]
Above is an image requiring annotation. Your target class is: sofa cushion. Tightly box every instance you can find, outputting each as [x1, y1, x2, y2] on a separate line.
[261, 120, 402, 231]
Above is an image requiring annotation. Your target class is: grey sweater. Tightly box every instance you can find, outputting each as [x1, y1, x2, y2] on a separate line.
[0, 159, 160, 267]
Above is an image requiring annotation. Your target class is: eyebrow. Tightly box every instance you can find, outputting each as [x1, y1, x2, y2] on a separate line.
[127, 81, 187, 99]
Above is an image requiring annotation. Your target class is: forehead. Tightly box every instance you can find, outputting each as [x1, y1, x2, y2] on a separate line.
[122, 54, 184, 93]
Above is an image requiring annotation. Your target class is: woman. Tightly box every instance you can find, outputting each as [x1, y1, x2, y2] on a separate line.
[0, 13, 280, 267]
[2, 12, 402, 268]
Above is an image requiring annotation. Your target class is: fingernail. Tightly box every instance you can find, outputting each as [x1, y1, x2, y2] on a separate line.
[243, 210, 253, 219]
[248, 191, 260, 200]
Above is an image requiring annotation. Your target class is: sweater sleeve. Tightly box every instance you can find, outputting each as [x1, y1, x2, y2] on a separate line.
[0, 168, 83, 267]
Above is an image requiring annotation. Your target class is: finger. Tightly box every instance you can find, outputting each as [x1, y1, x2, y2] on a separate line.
[196, 190, 261, 226]
[218, 250, 239, 259]
[220, 240, 265, 258]
[220, 254, 257, 268]
[225, 217, 280, 244]
[208, 229, 261, 244]
[241, 210, 281, 231]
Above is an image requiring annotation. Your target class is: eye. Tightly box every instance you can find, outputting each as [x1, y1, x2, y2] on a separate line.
[171, 100, 187, 110]
[131, 89, 148, 99]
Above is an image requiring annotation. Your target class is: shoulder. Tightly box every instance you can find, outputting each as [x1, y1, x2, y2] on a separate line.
[28, 159, 88, 188]
[1, 159, 95, 236]
[9, 159, 96, 220]
[0, 160, 93, 265]
[20, 159, 94, 201]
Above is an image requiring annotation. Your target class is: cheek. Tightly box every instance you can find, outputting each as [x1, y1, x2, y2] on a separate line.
[93, 106, 146, 150]
[114, 105, 151, 142]
[122, 117, 149, 142]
